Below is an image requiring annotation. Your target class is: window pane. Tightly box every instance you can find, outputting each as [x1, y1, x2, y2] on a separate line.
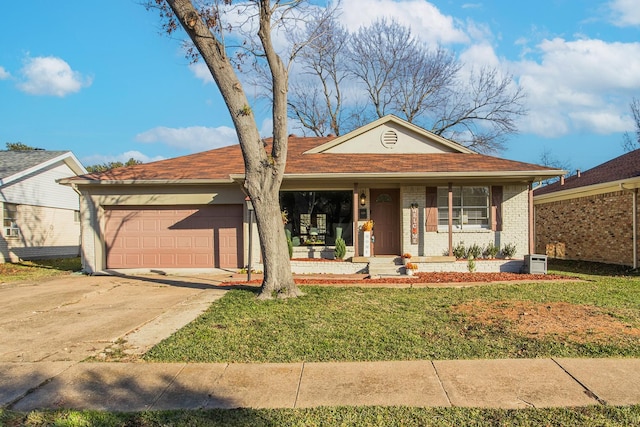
[280, 191, 353, 246]
[437, 187, 489, 228]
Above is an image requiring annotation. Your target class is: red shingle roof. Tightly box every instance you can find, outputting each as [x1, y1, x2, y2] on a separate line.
[76, 135, 559, 183]
[535, 149, 640, 196]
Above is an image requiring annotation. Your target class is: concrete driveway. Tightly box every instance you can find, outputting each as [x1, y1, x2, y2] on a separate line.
[0, 273, 231, 362]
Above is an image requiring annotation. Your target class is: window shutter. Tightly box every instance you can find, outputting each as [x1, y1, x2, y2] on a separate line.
[491, 186, 503, 231]
[425, 187, 438, 232]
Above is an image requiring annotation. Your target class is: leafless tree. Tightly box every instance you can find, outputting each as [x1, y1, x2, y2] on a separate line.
[622, 98, 640, 152]
[287, 17, 526, 153]
[150, 0, 326, 299]
[431, 67, 526, 153]
[538, 148, 572, 185]
[287, 9, 349, 136]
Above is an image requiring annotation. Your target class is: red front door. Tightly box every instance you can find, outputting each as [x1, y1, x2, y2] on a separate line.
[370, 189, 400, 255]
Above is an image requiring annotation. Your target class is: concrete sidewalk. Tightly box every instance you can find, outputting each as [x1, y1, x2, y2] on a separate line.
[2, 358, 640, 411]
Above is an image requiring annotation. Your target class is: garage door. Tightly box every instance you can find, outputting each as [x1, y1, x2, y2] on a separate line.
[104, 205, 242, 269]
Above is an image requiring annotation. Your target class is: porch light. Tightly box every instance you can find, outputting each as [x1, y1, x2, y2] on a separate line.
[360, 192, 366, 206]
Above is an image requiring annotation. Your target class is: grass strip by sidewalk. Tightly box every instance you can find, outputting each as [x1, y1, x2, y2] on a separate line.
[2, 405, 640, 426]
[145, 276, 640, 363]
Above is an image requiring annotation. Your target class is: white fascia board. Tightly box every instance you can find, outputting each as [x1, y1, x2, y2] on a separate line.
[58, 178, 236, 186]
[534, 176, 640, 204]
[281, 170, 565, 181]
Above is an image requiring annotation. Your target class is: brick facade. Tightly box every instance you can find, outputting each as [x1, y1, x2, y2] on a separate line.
[534, 190, 637, 266]
[401, 184, 530, 259]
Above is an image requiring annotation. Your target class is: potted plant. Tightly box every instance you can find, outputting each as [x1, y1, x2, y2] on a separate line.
[334, 236, 346, 260]
[405, 262, 418, 276]
[401, 253, 412, 265]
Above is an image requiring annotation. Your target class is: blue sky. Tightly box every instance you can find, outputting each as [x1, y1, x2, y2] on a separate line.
[1, 0, 639, 173]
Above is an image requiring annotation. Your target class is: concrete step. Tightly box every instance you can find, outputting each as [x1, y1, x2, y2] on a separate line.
[367, 256, 404, 277]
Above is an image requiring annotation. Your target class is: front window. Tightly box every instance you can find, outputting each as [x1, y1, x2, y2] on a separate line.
[3, 203, 19, 237]
[280, 191, 353, 246]
[437, 186, 489, 229]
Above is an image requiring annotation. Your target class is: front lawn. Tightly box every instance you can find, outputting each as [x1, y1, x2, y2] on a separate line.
[145, 267, 640, 363]
[0, 257, 82, 283]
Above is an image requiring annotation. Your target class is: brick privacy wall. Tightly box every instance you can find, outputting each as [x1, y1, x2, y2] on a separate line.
[535, 190, 635, 266]
[402, 184, 530, 258]
[2, 204, 80, 263]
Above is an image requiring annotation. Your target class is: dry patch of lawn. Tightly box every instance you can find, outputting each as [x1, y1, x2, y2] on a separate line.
[452, 300, 640, 344]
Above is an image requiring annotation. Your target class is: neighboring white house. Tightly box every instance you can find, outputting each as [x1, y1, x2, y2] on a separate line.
[62, 116, 563, 275]
[0, 150, 87, 263]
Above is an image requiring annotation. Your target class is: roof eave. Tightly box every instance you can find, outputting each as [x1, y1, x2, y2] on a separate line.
[234, 170, 565, 182]
[59, 178, 236, 186]
[534, 176, 640, 204]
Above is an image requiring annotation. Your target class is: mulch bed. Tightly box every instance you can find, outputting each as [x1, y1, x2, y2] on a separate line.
[228, 272, 575, 286]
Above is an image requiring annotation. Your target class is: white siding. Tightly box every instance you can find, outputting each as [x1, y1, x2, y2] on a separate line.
[0, 204, 80, 263]
[1, 162, 80, 210]
[325, 123, 458, 154]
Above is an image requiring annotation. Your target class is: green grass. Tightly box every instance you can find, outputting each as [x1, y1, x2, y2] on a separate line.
[2, 406, 640, 427]
[145, 264, 640, 363]
[4, 260, 640, 425]
[0, 257, 82, 283]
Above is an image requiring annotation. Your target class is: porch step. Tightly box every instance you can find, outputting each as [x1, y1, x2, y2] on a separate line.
[366, 256, 403, 278]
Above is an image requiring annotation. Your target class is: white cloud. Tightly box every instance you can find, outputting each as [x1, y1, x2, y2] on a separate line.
[82, 151, 165, 167]
[338, 0, 469, 46]
[17, 56, 92, 97]
[135, 125, 238, 151]
[609, 0, 640, 27]
[513, 38, 640, 137]
[0, 66, 10, 79]
[188, 62, 214, 84]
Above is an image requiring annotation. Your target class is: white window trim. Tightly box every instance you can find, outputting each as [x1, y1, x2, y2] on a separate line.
[3, 203, 20, 238]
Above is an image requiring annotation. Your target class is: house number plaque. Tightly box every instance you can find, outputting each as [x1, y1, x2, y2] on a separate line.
[410, 204, 419, 245]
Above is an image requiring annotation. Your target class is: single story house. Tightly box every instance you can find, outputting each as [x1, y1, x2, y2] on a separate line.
[61, 116, 562, 274]
[1, 150, 87, 263]
[534, 149, 640, 268]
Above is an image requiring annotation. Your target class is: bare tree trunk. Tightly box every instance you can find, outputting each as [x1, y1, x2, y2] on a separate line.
[164, 0, 300, 299]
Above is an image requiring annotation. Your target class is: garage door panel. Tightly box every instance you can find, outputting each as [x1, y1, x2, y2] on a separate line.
[142, 219, 157, 232]
[158, 254, 175, 265]
[124, 237, 140, 249]
[142, 236, 157, 249]
[105, 205, 242, 269]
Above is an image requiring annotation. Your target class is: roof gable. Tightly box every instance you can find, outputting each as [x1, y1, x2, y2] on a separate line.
[306, 115, 475, 155]
[0, 150, 87, 186]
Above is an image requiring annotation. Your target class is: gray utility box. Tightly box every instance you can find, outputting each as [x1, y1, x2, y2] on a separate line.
[524, 254, 547, 274]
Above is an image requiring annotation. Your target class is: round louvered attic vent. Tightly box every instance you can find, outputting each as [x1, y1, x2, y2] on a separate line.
[380, 129, 398, 149]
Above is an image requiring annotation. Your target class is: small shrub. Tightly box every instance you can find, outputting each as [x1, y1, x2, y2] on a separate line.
[501, 242, 517, 259]
[466, 243, 483, 260]
[286, 235, 293, 259]
[334, 237, 346, 260]
[467, 254, 476, 272]
[453, 242, 466, 259]
[484, 242, 499, 259]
